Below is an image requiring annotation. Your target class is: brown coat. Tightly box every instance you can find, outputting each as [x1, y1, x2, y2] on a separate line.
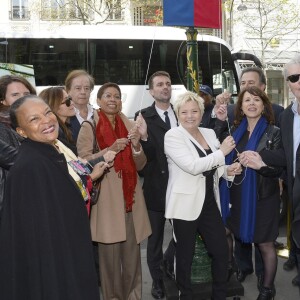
[77, 110, 151, 244]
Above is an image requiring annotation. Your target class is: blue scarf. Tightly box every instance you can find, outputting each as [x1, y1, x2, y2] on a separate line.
[220, 116, 268, 243]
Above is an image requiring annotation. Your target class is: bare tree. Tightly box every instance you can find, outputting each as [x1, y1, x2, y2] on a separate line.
[48, 0, 128, 24]
[232, 0, 300, 68]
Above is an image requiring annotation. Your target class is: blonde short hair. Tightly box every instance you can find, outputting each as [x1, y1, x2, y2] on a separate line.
[174, 91, 205, 118]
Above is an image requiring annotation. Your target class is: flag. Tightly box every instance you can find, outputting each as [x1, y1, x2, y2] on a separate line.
[163, 0, 222, 29]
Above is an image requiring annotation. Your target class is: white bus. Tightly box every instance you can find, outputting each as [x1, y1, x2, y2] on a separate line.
[0, 25, 249, 118]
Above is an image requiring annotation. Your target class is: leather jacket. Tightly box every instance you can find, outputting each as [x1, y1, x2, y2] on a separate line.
[0, 124, 20, 220]
[221, 123, 282, 199]
[253, 124, 282, 199]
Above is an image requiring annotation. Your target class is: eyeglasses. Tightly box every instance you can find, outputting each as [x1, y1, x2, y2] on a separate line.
[102, 93, 121, 101]
[287, 74, 300, 83]
[61, 96, 72, 107]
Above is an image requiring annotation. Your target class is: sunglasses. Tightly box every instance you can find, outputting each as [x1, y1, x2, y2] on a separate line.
[287, 74, 300, 83]
[61, 96, 72, 107]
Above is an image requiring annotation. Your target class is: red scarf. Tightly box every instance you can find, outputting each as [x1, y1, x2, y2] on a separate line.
[96, 110, 137, 212]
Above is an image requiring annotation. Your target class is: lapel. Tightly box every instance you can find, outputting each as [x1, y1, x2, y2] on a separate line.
[178, 125, 217, 154]
[143, 102, 177, 131]
[285, 107, 294, 164]
[177, 125, 223, 177]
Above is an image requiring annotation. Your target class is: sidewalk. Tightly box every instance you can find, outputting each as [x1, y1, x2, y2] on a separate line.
[140, 223, 300, 300]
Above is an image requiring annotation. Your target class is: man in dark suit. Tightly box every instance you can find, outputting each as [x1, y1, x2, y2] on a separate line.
[259, 54, 300, 288]
[135, 71, 177, 299]
[217, 67, 284, 288]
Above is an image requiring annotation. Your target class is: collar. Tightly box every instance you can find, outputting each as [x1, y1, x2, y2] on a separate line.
[291, 98, 300, 115]
[74, 104, 94, 124]
[155, 104, 172, 118]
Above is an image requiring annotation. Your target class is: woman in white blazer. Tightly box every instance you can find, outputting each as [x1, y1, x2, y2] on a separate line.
[164, 91, 242, 300]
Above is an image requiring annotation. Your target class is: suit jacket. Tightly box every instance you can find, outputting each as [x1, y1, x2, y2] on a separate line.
[137, 102, 174, 212]
[261, 105, 300, 247]
[77, 110, 151, 244]
[164, 125, 233, 221]
[200, 104, 216, 129]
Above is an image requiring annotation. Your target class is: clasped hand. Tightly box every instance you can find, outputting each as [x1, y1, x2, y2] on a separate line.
[238, 151, 265, 170]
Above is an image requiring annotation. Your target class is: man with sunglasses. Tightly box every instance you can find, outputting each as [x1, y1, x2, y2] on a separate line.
[258, 54, 300, 289]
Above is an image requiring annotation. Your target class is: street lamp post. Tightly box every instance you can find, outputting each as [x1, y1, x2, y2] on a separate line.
[227, 0, 247, 46]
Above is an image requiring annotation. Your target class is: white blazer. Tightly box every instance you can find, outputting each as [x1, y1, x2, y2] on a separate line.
[164, 125, 233, 221]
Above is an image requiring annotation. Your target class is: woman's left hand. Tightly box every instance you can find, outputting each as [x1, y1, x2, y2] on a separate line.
[227, 162, 242, 176]
[239, 151, 266, 170]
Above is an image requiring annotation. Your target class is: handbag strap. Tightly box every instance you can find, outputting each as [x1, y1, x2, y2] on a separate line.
[82, 120, 99, 154]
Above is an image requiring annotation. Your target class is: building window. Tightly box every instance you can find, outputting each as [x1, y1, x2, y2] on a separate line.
[107, 0, 122, 20]
[11, 0, 30, 20]
[133, 6, 143, 26]
[41, 0, 81, 20]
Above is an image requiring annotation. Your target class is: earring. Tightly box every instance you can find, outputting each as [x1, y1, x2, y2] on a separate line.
[261, 110, 265, 115]
[241, 111, 244, 116]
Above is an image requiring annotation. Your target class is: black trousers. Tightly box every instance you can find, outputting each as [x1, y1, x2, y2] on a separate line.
[147, 210, 176, 280]
[173, 197, 228, 300]
[234, 238, 264, 276]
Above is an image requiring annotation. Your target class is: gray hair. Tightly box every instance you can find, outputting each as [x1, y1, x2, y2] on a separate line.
[283, 54, 300, 80]
[174, 91, 205, 118]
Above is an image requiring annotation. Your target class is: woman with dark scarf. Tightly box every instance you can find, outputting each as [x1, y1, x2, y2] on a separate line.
[77, 82, 151, 300]
[220, 86, 282, 300]
[0, 75, 36, 219]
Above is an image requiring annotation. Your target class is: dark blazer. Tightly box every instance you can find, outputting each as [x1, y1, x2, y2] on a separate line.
[136, 102, 172, 212]
[261, 104, 300, 247]
[69, 115, 81, 142]
[0, 139, 100, 300]
[200, 104, 216, 129]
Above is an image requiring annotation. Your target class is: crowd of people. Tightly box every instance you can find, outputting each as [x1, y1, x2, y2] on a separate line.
[0, 53, 299, 300]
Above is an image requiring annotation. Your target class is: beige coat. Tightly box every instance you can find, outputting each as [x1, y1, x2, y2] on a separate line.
[77, 110, 151, 244]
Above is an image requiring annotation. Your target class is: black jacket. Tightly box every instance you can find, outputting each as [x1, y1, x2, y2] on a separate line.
[221, 123, 282, 198]
[0, 139, 100, 300]
[261, 104, 300, 247]
[136, 102, 172, 211]
[0, 124, 20, 220]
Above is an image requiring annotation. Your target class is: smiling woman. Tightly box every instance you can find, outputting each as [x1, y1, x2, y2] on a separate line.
[77, 82, 151, 300]
[0, 95, 109, 300]
[39, 86, 77, 154]
[163, 91, 240, 299]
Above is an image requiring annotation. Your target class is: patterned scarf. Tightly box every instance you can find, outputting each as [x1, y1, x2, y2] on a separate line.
[96, 110, 137, 212]
[54, 139, 89, 202]
[220, 116, 267, 243]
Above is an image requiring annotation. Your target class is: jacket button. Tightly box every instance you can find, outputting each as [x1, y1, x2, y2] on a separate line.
[161, 171, 165, 174]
